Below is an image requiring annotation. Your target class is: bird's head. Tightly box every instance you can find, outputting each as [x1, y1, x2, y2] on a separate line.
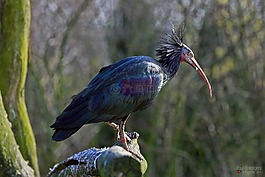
[180, 44, 212, 97]
[156, 24, 212, 97]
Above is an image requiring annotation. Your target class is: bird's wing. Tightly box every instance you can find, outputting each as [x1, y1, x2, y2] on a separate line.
[51, 56, 165, 129]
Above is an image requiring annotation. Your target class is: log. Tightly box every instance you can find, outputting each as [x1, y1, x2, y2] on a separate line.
[48, 132, 148, 177]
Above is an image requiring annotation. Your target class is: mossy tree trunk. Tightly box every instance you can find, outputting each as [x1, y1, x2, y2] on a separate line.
[0, 93, 34, 176]
[0, 0, 40, 176]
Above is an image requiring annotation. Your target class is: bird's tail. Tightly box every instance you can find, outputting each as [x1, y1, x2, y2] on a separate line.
[50, 106, 97, 141]
[52, 127, 81, 141]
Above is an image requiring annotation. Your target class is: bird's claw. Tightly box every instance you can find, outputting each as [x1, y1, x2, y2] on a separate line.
[120, 137, 143, 161]
[120, 132, 142, 161]
[107, 121, 142, 160]
[129, 150, 143, 161]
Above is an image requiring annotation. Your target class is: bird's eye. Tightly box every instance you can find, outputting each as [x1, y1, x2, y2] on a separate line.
[186, 52, 193, 64]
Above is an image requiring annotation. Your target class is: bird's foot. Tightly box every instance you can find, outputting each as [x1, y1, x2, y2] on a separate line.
[107, 122, 121, 140]
[107, 122, 119, 130]
[108, 117, 143, 160]
[128, 149, 143, 161]
[107, 122, 132, 141]
[120, 132, 143, 161]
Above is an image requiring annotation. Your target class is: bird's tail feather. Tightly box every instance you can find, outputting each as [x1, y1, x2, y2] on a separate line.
[52, 127, 81, 141]
[51, 110, 103, 141]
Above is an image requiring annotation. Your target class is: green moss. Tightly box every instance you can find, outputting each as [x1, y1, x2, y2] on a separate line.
[0, 93, 34, 177]
[0, 0, 39, 176]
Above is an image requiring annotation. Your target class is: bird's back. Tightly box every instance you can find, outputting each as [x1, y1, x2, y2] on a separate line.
[51, 56, 167, 141]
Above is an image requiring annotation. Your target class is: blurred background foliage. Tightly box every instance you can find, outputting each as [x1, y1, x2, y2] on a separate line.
[27, 0, 264, 176]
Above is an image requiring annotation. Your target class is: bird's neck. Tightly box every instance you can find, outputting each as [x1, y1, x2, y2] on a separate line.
[159, 56, 181, 79]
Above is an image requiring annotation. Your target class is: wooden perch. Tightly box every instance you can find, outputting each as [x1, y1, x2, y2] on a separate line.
[48, 132, 148, 177]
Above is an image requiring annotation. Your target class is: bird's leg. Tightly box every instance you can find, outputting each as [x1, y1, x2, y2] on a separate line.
[119, 115, 142, 160]
[106, 122, 120, 140]
[119, 116, 130, 151]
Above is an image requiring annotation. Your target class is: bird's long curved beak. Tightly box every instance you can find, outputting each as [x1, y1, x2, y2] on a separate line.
[187, 57, 212, 97]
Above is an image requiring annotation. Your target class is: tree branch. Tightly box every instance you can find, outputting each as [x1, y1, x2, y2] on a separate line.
[48, 132, 148, 177]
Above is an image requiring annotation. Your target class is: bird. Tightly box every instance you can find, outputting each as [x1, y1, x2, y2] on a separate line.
[51, 24, 212, 156]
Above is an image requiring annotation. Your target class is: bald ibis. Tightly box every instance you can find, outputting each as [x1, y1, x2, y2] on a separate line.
[51, 25, 212, 155]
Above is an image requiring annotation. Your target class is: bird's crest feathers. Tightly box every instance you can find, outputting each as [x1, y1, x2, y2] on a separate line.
[156, 23, 185, 62]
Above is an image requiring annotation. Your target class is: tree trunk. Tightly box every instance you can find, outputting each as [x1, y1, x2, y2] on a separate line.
[0, 93, 34, 177]
[0, 0, 40, 176]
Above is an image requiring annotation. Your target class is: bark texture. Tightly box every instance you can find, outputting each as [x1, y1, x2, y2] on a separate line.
[0, 93, 34, 177]
[0, 0, 39, 176]
[48, 132, 148, 177]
